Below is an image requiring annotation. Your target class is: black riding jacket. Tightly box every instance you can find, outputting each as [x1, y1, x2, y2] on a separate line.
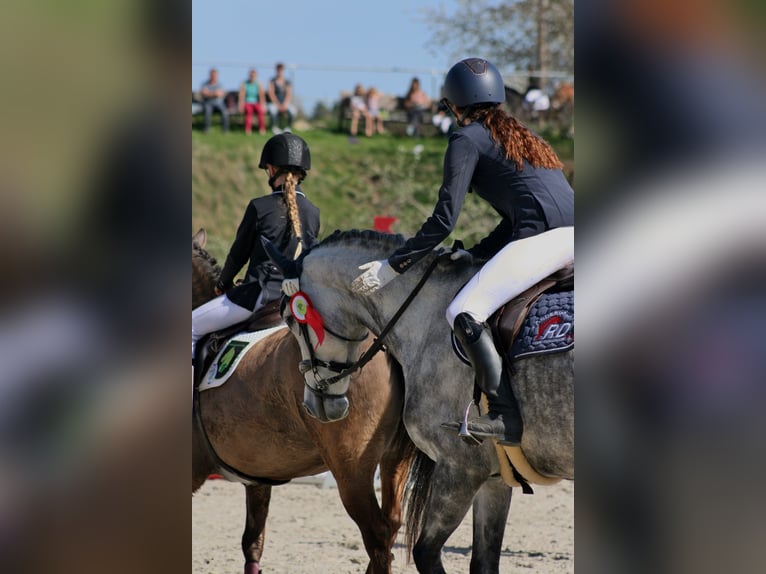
[388, 121, 574, 273]
[220, 187, 320, 310]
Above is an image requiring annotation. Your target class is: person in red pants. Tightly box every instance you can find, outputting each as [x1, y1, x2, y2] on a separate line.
[238, 68, 266, 135]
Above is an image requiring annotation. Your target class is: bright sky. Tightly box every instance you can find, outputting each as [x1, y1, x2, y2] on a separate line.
[192, 0, 459, 113]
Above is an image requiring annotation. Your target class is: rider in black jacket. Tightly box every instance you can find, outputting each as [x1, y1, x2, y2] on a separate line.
[351, 58, 574, 445]
[192, 133, 320, 360]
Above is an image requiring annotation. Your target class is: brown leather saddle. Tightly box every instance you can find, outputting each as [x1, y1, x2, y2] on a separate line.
[488, 263, 574, 364]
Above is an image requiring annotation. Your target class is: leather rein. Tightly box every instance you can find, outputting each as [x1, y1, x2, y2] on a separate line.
[298, 253, 443, 394]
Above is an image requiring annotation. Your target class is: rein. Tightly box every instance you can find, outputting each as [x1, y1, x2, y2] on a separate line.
[304, 253, 443, 391]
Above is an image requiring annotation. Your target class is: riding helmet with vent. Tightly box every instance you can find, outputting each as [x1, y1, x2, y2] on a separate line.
[443, 58, 505, 108]
[258, 133, 311, 171]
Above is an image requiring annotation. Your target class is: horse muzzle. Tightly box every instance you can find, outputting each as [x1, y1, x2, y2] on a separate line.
[299, 360, 352, 422]
[302, 389, 350, 422]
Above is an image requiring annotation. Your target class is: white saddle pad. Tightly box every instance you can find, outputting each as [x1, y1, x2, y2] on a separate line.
[199, 325, 287, 392]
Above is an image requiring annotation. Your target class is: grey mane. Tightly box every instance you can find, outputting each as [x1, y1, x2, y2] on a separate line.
[316, 229, 408, 252]
[313, 228, 474, 280]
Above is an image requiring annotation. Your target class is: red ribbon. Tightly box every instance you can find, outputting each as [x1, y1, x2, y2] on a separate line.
[289, 292, 325, 349]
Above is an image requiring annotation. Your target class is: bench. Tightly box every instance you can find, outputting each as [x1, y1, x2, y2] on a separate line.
[336, 91, 439, 136]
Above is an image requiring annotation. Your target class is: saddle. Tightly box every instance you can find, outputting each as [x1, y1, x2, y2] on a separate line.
[488, 263, 574, 365]
[193, 300, 283, 390]
[485, 264, 573, 493]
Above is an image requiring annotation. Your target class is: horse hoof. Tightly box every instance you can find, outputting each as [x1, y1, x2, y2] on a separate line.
[244, 562, 260, 574]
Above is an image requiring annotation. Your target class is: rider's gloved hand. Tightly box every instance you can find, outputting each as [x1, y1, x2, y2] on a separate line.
[282, 277, 300, 296]
[351, 260, 398, 295]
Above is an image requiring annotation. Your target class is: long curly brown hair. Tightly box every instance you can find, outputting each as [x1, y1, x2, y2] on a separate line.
[463, 104, 563, 171]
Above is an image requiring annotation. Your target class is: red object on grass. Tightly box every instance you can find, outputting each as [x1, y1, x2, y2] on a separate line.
[373, 216, 397, 233]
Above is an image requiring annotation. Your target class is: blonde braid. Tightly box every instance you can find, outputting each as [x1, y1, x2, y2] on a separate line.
[282, 171, 303, 255]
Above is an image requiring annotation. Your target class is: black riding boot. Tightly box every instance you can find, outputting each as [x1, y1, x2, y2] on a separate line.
[448, 313, 523, 445]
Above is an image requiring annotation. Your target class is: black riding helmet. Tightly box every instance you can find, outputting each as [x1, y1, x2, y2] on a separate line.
[443, 58, 505, 108]
[258, 133, 311, 172]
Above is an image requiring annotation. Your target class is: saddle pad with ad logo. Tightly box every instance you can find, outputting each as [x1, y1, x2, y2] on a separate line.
[510, 290, 574, 360]
[199, 325, 286, 392]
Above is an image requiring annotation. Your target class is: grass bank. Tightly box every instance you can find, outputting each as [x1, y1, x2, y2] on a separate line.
[192, 127, 573, 264]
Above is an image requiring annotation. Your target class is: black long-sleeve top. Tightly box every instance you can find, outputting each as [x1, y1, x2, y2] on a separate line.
[388, 122, 574, 273]
[220, 187, 320, 309]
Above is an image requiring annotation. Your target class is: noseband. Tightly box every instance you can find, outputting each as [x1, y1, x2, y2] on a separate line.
[297, 321, 368, 394]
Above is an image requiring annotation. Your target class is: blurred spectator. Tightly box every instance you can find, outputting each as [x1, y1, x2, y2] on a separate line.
[523, 87, 551, 116]
[366, 86, 385, 135]
[349, 83, 370, 137]
[431, 95, 454, 137]
[403, 77, 431, 137]
[200, 68, 229, 133]
[238, 68, 266, 135]
[267, 62, 297, 134]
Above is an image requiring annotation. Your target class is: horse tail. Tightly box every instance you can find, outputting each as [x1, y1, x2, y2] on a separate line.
[403, 449, 435, 556]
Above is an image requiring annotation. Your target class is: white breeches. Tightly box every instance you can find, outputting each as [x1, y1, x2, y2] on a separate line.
[192, 294, 253, 359]
[446, 226, 574, 328]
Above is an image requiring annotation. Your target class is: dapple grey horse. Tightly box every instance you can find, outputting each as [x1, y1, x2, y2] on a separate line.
[270, 229, 574, 574]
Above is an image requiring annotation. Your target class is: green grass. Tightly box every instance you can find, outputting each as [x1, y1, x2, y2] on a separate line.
[192, 127, 573, 264]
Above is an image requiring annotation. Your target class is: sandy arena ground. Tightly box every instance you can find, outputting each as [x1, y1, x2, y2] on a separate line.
[192, 474, 573, 573]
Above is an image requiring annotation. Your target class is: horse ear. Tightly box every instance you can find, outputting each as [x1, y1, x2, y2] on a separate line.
[193, 228, 207, 248]
[260, 236, 298, 277]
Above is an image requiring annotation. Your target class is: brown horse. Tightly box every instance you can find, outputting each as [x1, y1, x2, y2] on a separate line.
[192, 229, 414, 574]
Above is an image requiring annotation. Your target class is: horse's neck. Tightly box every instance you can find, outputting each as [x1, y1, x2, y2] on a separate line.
[365, 262, 465, 355]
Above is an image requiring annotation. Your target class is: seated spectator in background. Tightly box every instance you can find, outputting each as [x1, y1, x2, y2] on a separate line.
[403, 77, 431, 137]
[349, 84, 370, 137]
[200, 68, 229, 133]
[366, 86, 385, 135]
[238, 68, 266, 135]
[267, 62, 297, 133]
[523, 77, 551, 120]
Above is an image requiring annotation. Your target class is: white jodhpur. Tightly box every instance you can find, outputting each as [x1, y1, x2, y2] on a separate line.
[446, 226, 574, 327]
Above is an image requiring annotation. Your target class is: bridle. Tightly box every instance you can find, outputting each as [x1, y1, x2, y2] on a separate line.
[293, 253, 443, 395]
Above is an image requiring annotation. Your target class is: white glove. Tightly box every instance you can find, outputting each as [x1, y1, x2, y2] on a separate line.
[282, 277, 300, 296]
[351, 260, 398, 295]
[450, 249, 472, 262]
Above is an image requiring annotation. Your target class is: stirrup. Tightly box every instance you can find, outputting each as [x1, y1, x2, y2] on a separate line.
[457, 401, 483, 446]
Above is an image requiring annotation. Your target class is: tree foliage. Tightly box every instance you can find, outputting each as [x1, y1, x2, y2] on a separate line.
[421, 0, 573, 80]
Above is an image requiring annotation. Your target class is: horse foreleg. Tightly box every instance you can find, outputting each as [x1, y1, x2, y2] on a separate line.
[335, 471, 395, 574]
[242, 484, 272, 574]
[469, 478, 512, 574]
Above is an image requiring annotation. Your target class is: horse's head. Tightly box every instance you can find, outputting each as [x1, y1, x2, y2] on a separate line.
[263, 234, 376, 423]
